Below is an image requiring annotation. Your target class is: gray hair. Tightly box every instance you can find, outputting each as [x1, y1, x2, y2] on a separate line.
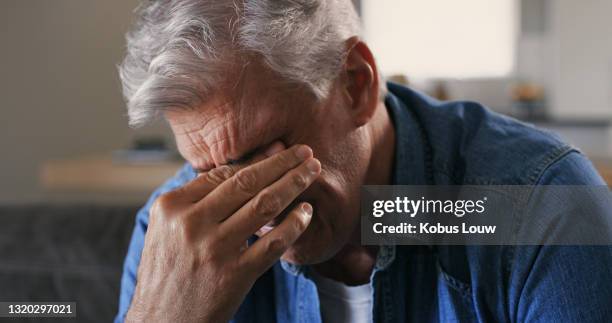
[119, 0, 362, 127]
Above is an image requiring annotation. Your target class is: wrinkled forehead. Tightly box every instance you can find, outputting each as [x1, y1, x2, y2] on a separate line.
[166, 91, 288, 172]
[165, 61, 316, 171]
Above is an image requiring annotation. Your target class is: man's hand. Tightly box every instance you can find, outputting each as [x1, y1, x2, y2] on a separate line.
[125, 144, 321, 323]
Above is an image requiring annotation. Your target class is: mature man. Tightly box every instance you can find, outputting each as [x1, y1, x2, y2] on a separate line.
[116, 1, 612, 322]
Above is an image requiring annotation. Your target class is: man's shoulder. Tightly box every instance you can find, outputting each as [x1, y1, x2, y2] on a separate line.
[389, 83, 577, 185]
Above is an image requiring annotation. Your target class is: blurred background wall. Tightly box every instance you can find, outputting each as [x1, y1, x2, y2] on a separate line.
[0, 0, 169, 204]
[363, 0, 612, 120]
[547, 0, 612, 120]
[362, 0, 612, 177]
[1, 0, 611, 206]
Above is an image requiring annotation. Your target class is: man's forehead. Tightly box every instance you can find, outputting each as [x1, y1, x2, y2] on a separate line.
[167, 100, 282, 171]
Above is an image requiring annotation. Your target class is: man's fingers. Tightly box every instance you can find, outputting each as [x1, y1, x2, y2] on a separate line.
[239, 202, 313, 277]
[178, 166, 236, 202]
[178, 141, 286, 203]
[218, 157, 321, 243]
[195, 145, 314, 222]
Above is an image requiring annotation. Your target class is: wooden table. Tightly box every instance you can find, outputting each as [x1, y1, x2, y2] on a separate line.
[40, 154, 611, 205]
[40, 155, 184, 204]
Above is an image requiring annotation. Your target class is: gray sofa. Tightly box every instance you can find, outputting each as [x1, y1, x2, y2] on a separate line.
[0, 205, 139, 322]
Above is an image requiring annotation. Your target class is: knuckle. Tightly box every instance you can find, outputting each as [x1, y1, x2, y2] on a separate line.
[252, 191, 282, 217]
[265, 236, 287, 255]
[234, 169, 258, 194]
[153, 192, 175, 214]
[291, 173, 308, 190]
[206, 165, 234, 185]
[150, 191, 192, 228]
[276, 151, 291, 166]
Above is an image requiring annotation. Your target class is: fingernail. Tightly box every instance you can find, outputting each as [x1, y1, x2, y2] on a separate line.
[305, 158, 320, 174]
[301, 203, 313, 217]
[264, 141, 286, 157]
[295, 145, 312, 160]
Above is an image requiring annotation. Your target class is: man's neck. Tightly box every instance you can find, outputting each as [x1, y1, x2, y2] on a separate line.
[313, 100, 396, 285]
[364, 100, 396, 186]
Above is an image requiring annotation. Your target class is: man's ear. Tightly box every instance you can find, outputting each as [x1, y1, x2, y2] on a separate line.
[342, 36, 380, 127]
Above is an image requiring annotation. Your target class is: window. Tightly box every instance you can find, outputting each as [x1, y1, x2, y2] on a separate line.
[361, 0, 518, 79]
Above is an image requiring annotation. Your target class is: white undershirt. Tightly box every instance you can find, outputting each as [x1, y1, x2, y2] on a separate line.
[311, 271, 374, 323]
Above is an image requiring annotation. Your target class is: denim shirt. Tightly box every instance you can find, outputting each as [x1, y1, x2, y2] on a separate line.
[116, 83, 612, 322]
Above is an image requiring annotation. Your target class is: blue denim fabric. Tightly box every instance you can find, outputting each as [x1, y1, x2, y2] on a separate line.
[115, 83, 612, 322]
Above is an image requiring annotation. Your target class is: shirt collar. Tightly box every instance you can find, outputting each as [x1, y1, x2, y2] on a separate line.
[280, 245, 396, 277]
[385, 82, 431, 186]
